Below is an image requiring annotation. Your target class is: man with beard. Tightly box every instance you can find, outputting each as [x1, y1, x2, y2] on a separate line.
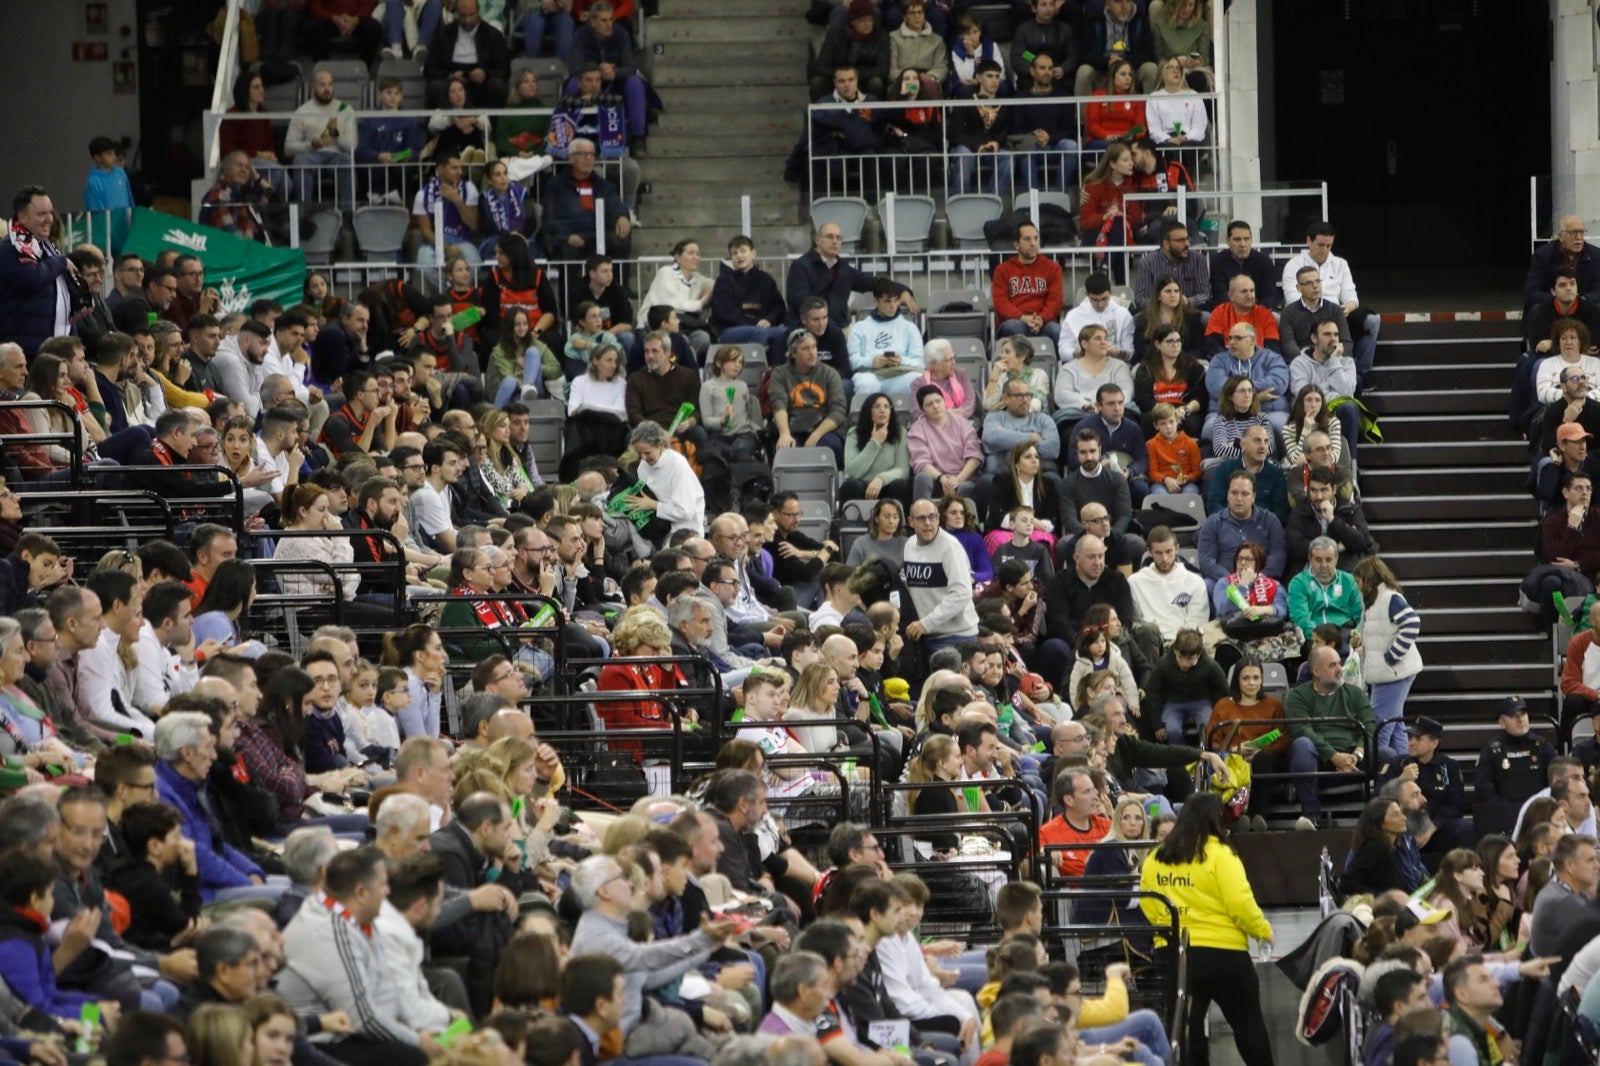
[212, 320, 273, 418]
[167, 256, 221, 332]
[285, 70, 356, 210]
[350, 477, 413, 601]
[312, 302, 373, 397]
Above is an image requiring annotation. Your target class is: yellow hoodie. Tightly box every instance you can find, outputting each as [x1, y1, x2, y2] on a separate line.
[976, 975, 1131, 1045]
[1139, 834, 1272, 951]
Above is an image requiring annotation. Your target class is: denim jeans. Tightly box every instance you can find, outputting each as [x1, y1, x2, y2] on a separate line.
[1368, 675, 1416, 760]
[1161, 697, 1214, 744]
[997, 318, 1062, 345]
[951, 145, 1014, 201]
[1082, 1009, 1172, 1066]
[293, 149, 354, 210]
[518, 8, 574, 58]
[383, 0, 441, 50]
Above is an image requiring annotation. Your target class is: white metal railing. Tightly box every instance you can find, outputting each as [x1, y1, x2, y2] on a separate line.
[805, 92, 1221, 203]
[206, 0, 246, 173]
[63, 184, 1329, 329]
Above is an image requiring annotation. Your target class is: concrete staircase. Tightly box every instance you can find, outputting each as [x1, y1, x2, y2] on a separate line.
[637, 0, 813, 257]
[1358, 317, 1550, 761]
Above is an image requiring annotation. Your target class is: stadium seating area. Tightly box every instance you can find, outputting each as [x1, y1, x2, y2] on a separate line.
[2, 2, 1600, 1066]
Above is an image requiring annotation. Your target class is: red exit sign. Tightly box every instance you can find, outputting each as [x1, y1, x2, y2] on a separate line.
[72, 41, 109, 62]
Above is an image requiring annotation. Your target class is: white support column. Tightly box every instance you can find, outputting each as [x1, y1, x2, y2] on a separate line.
[1551, 0, 1600, 231]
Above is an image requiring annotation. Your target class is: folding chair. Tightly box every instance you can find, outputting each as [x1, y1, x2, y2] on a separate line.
[352, 206, 410, 262]
[879, 195, 936, 254]
[945, 193, 1003, 249]
[797, 498, 835, 544]
[926, 288, 992, 343]
[773, 447, 838, 500]
[314, 59, 373, 108]
[525, 398, 566, 481]
[810, 197, 870, 255]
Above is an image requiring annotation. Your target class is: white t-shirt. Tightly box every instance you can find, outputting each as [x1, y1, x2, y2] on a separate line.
[410, 481, 452, 543]
[254, 436, 291, 497]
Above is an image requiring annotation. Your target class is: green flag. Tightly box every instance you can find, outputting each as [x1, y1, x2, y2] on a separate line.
[117, 207, 307, 313]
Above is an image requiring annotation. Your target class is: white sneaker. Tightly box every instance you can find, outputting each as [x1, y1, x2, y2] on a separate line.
[384, 190, 405, 207]
[367, 191, 385, 206]
[382, 44, 404, 61]
[1294, 816, 1316, 831]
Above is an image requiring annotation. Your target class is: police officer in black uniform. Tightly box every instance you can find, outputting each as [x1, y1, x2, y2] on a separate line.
[1473, 697, 1558, 836]
[1381, 716, 1473, 855]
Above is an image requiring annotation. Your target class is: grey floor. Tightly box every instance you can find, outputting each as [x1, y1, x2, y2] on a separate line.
[1201, 908, 1347, 1066]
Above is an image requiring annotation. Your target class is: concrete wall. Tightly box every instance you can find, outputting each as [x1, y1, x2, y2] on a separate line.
[0, 0, 141, 214]
[1552, 0, 1600, 234]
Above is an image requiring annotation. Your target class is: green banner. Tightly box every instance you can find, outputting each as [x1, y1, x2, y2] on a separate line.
[117, 207, 306, 314]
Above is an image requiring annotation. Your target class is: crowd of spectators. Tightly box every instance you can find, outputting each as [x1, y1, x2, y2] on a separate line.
[797, 0, 1224, 249]
[207, 0, 653, 262]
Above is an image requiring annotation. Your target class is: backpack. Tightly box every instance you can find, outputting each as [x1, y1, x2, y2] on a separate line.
[1296, 958, 1363, 1046]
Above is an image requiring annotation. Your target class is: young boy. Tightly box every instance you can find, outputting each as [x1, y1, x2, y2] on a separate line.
[84, 135, 136, 250]
[809, 562, 862, 629]
[0, 851, 118, 1023]
[629, 305, 698, 373]
[355, 77, 425, 205]
[710, 236, 788, 352]
[1143, 628, 1229, 744]
[990, 506, 1055, 578]
[1144, 401, 1202, 496]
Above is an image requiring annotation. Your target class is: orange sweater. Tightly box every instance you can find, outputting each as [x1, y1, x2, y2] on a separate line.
[1146, 430, 1201, 486]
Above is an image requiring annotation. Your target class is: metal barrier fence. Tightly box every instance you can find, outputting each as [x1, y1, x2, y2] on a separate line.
[61, 184, 1327, 333]
[806, 93, 1221, 203]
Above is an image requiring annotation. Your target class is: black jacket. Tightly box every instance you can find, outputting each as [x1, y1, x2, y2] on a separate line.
[1525, 239, 1600, 312]
[1283, 497, 1377, 575]
[1043, 567, 1135, 643]
[710, 267, 786, 332]
[784, 249, 877, 328]
[1339, 839, 1405, 898]
[425, 21, 511, 82]
[104, 858, 201, 952]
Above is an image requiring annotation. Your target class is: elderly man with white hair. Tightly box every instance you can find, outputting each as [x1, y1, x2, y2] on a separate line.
[272, 825, 340, 927]
[154, 712, 287, 903]
[568, 853, 741, 1037]
[909, 339, 978, 421]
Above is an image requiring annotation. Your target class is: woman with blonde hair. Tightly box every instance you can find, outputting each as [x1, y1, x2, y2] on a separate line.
[477, 408, 536, 510]
[785, 662, 843, 754]
[188, 1003, 254, 1066]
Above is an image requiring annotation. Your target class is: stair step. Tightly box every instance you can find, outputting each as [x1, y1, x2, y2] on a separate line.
[1361, 440, 1529, 468]
[1373, 335, 1519, 366]
[635, 222, 811, 255]
[654, 108, 804, 137]
[1362, 389, 1508, 416]
[1363, 494, 1531, 522]
[652, 59, 808, 89]
[1366, 364, 1509, 391]
[1408, 604, 1538, 634]
[1362, 415, 1522, 444]
[657, 85, 807, 112]
[645, 130, 801, 158]
[1359, 467, 1528, 497]
[1379, 319, 1524, 341]
[649, 17, 815, 43]
[1405, 577, 1520, 610]
[639, 154, 790, 182]
[1379, 550, 1534, 579]
[1416, 633, 1548, 665]
[1367, 521, 1535, 552]
[1411, 663, 1551, 692]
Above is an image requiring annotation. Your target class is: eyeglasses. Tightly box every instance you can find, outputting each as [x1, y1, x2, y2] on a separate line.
[490, 669, 519, 685]
[910, 514, 939, 523]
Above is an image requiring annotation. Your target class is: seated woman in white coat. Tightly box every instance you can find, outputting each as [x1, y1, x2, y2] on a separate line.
[617, 419, 705, 548]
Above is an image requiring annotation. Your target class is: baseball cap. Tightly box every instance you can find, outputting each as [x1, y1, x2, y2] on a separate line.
[1394, 899, 1451, 937]
[1496, 697, 1529, 719]
[1558, 423, 1594, 443]
[1406, 716, 1443, 740]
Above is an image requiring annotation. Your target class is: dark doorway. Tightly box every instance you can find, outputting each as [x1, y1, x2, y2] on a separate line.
[1270, 0, 1549, 304]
